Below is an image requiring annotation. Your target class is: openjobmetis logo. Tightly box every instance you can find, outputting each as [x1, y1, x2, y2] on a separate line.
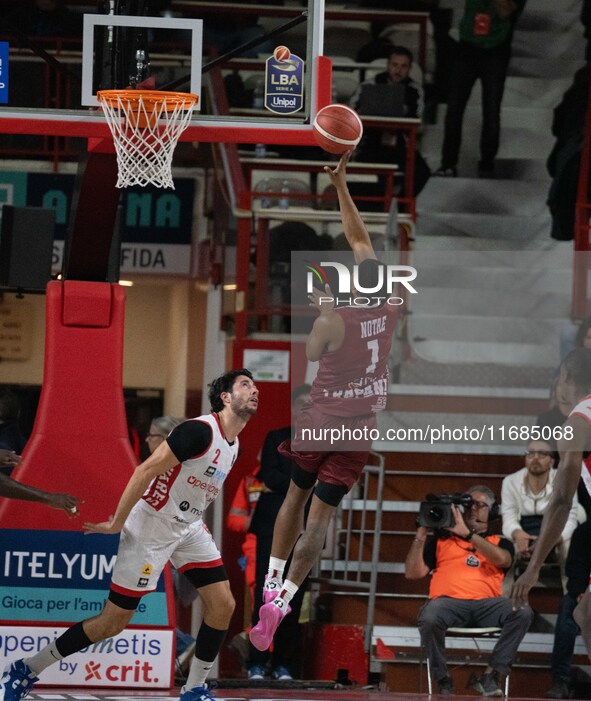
[305, 260, 418, 307]
[85, 661, 101, 681]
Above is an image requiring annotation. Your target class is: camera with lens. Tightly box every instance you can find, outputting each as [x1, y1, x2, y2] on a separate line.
[418, 493, 474, 529]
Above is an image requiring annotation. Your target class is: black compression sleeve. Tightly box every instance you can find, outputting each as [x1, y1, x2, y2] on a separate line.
[195, 621, 228, 663]
[167, 419, 213, 462]
[55, 621, 93, 657]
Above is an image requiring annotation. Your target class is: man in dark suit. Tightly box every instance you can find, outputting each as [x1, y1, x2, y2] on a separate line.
[247, 384, 311, 682]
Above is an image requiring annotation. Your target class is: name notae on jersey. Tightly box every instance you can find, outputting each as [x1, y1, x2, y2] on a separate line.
[140, 413, 238, 526]
[310, 304, 398, 416]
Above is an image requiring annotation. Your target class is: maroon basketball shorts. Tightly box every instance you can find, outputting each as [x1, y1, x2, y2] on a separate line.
[278, 403, 376, 491]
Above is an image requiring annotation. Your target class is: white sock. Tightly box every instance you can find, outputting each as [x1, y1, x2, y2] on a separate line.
[275, 579, 299, 607]
[267, 557, 287, 583]
[183, 656, 214, 690]
[24, 642, 63, 675]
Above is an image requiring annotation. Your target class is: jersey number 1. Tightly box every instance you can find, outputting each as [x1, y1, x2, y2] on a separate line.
[366, 339, 379, 374]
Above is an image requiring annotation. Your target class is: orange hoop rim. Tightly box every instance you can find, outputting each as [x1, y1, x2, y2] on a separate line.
[96, 89, 199, 111]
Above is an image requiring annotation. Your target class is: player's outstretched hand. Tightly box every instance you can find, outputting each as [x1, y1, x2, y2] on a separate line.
[323, 150, 352, 186]
[84, 514, 121, 535]
[0, 449, 21, 469]
[46, 492, 80, 517]
[511, 568, 537, 610]
[309, 284, 335, 314]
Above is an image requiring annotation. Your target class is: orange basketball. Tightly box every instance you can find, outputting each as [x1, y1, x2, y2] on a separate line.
[312, 104, 363, 154]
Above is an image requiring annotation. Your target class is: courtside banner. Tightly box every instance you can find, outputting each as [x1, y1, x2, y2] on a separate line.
[0, 172, 194, 274]
[0, 530, 168, 626]
[0, 626, 174, 688]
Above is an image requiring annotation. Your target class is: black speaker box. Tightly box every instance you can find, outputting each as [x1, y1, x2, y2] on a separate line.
[0, 205, 55, 291]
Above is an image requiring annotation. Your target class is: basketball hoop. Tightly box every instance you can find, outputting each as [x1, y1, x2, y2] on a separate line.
[96, 90, 199, 189]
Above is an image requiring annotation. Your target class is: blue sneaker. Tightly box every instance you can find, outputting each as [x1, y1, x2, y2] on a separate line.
[179, 685, 213, 701]
[272, 665, 292, 681]
[1, 660, 38, 701]
[248, 665, 266, 680]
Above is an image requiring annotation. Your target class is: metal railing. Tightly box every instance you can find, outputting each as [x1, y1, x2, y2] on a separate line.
[314, 452, 385, 656]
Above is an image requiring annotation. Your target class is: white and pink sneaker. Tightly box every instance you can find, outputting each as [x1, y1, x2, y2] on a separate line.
[249, 599, 290, 651]
[262, 574, 283, 605]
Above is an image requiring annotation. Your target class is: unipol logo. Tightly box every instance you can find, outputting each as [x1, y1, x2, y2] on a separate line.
[305, 261, 418, 307]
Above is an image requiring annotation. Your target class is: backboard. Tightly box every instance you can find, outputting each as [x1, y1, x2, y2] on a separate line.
[0, 0, 329, 147]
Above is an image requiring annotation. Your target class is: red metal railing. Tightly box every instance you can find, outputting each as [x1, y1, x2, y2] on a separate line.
[572, 66, 591, 319]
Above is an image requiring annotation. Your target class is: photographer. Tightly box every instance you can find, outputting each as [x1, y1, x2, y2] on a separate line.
[405, 485, 533, 696]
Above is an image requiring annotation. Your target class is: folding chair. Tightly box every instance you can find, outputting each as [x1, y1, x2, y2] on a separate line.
[425, 627, 510, 697]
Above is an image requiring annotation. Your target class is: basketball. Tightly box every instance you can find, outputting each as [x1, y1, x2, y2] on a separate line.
[312, 104, 363, 155]
[274, 45, 291, 62]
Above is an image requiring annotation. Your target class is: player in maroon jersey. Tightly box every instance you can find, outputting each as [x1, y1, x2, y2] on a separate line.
[250, 150, 399, 652]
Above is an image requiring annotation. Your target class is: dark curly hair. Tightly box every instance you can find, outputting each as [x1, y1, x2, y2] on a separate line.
[561, 347, 591, 397]
[208, 368, 254, 412]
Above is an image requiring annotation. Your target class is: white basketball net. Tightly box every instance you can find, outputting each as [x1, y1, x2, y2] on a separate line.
[97, 90, 198, 189]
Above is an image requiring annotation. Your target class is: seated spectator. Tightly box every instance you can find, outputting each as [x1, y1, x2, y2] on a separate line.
[355, 0, 455, 107]
[501, 440, 581, 593]
[545, 520, 591, 699]
[349, 46, 431, 196]
[406, 485, 532, 696]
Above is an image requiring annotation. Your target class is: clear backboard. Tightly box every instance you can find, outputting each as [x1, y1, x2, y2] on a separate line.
[0, 0, 329, 146]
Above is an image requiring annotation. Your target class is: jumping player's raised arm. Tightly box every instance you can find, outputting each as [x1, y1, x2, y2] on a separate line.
[324, 151, 376, 263]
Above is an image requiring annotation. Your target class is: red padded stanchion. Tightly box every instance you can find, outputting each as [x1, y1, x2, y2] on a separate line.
[0, 280, 136, 526]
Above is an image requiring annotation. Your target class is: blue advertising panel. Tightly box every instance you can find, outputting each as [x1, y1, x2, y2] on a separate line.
[0, 530, 169, 626]
[0, 42, 8, 104]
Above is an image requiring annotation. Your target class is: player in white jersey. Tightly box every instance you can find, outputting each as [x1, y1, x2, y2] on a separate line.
[512, 348, 591, 660]
[0, 370, 259, 701]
